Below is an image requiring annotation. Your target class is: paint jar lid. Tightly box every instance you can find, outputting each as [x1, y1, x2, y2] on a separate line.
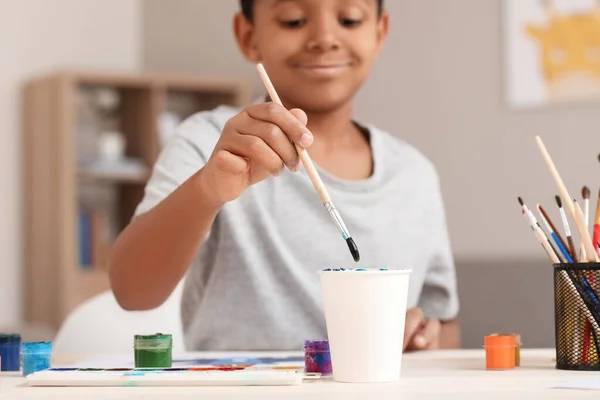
[304, 340, 330, 352]
[484, 335, 516, 349]
[21, 341, 52, 353]
[134, 333, 172, 350]
[490, 333, 522, 345]
[0, 334, 21, 344]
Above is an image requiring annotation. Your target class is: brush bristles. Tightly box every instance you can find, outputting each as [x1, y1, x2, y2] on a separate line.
[518, 197, 524, 206]
[555, 195, 562, 208]
[346, 238, 360, 262]
[583, 186, 591, 200]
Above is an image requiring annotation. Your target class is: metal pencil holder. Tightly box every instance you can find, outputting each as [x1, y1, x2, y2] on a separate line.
[554, 262, 600, 370]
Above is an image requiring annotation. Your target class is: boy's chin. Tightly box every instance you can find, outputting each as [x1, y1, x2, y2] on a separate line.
[287, 91, 356, 114]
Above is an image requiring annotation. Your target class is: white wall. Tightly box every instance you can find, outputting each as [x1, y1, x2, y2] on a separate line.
[0, 0, 141, 329]
[143, 0, 600, 260]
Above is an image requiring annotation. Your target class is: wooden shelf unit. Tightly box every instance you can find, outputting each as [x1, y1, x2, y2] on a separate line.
[23, 70, 250, 331]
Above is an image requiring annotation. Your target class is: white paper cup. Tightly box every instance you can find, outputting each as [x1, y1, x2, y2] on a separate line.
[320, 268, 412, 383]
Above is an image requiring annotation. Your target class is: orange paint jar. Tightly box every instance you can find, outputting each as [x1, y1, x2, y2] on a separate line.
[484, 335, 516, 370]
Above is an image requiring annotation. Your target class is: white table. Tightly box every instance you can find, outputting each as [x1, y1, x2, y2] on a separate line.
[1, 349, 598, 399]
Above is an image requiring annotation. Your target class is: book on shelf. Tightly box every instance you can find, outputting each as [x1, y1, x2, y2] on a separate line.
[78, 211, 92, 269]
[78, 209, 112, 270]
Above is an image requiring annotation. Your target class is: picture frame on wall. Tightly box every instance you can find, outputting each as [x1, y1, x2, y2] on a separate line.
[504, 0, 600, 109]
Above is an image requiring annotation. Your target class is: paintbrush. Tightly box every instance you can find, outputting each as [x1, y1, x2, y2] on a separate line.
[519, 197, 563, 261]
[537, 203, 573, 263]
[594, 188, 600, 258]
[535, 136, 599, 262]
[518, 197, 560, 263]
[581, 186, 591, 260]
[255, 63, 360, 262]
[556, 195, 578, 263]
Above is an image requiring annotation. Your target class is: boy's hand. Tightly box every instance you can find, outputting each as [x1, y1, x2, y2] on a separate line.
[403, 308, 441, 351]
[198, 103, 312, 206]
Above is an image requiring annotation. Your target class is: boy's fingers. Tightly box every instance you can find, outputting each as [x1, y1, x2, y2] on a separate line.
[235, 116, 300, 171]
[289, 108, 308, 125]
[412, 319, 441, 350]
[223, 133, 284, 177]
[246, 103, 313, 148]
[403, 308, 425, 350]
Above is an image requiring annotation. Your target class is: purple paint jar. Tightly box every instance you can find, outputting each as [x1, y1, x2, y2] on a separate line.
[304, 340, 332, 375]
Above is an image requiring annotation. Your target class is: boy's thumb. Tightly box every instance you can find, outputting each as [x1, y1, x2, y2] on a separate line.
[289, 108, 308, 125]
[414, 335, 426, 348]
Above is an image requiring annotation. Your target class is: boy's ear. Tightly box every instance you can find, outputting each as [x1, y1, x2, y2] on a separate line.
[374, 11, 390, 58]
[233, 13, 261, 63]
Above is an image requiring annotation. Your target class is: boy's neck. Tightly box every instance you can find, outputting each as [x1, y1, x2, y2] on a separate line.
[304, 101, 361, 148]
[304, 100, 373, 180]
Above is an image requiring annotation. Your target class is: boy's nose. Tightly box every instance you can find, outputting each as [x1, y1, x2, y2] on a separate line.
[306, 22, 341, 52]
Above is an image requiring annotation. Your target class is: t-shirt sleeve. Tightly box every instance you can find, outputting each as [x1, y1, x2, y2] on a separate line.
[134, 112, 222, 218]
[417, 176, 460, 322]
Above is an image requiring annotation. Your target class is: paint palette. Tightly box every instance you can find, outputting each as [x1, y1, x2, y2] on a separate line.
[26, 365, 313, 387]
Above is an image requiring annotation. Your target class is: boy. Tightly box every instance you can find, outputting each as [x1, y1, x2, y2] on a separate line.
[109, 0, 460, 351]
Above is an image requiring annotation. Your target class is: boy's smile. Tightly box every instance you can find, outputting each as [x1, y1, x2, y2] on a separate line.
[293, 59, 354, 79]
[234, 0, 388, 114]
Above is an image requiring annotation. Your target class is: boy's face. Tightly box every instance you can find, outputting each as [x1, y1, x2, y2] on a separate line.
[235, 0, 388, 114]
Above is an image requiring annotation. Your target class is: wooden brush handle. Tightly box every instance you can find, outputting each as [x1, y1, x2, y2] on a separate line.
[257, 64, 331, 205]
[567, 236, 579, 263]
[594, 224, 600, 257]
[537, 227, 560, 264]
[536, 136, 599, 262]
[295, 144, 331, 204]
[575, 202, 600, 262]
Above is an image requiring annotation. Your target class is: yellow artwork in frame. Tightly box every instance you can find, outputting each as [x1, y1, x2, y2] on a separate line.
[505, 0, 600, 108]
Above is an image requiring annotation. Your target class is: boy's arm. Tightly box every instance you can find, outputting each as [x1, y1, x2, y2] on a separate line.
[108, 114, 220, 311]
[404, 309, 460, 351]
[109, 167, 220, 311]
[109, 104, 312, 311]
[440, 319, 460, 349]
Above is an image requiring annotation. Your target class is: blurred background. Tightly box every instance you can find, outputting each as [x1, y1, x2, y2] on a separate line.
[1, 0, 599, 350]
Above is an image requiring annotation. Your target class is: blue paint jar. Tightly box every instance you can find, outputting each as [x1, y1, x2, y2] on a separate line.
[0, 333, 21, 371]
[21, 342, 52, 376]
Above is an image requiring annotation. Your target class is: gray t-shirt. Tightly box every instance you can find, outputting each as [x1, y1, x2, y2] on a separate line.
[134, 105, 459, 351]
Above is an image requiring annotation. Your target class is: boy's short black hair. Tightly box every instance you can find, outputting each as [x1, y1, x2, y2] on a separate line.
[240, 0, 384, 22]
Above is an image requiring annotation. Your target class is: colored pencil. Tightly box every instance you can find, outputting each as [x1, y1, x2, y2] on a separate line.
[535, 136, 599, 262]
